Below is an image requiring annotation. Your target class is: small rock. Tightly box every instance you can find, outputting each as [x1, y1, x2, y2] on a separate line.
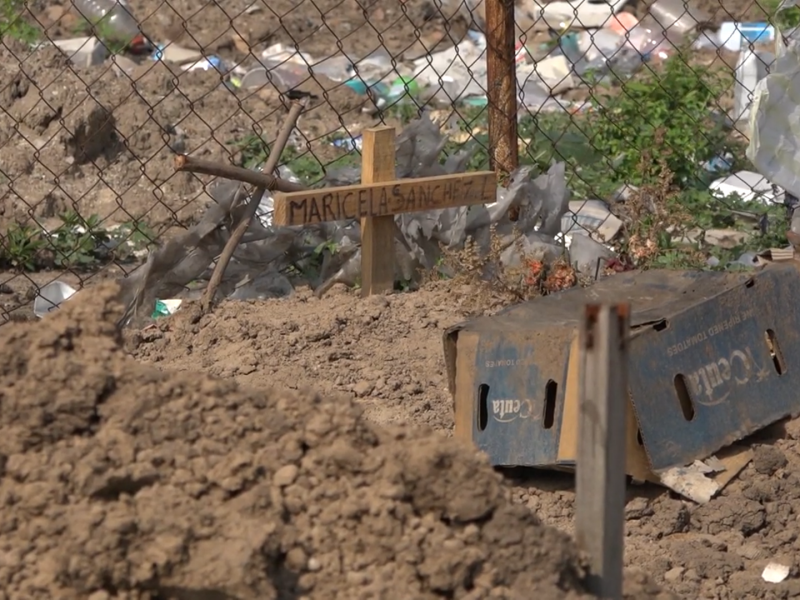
[353, 380, 373, 397]
[753, 445, 788, 476]
[0, 283, 13, 295]
[664, 567, 684, 583]
[683, 568, 700, 582]
[307, 557, 321, 572]
[273, 464, 299, 487]
[285, 547, 307, 570]
[625, 497, 653, 520]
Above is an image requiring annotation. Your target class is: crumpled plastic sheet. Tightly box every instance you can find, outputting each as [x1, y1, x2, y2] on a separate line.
[746, 1, 800, 238]
[748, 3, 800, 204]
[119, 113, 625, 319]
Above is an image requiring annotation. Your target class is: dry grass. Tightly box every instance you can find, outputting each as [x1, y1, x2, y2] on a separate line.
[428, 224, 582, 314]
[613, 129, 705, 272]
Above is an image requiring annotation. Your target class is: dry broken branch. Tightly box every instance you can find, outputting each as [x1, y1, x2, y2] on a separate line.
[174, 155, 308, 193]
[200, 97, 308, 312]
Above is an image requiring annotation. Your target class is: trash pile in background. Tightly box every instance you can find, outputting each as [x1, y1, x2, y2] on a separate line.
[44, 0, 775, 111]
[27, 0, 800, 318]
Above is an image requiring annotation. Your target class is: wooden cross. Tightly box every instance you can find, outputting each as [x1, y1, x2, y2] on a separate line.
[272, 126, 496, 296]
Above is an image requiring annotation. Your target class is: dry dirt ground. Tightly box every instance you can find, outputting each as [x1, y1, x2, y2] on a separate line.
[0, 280, 682, 600]
[125, 281, 800, 600]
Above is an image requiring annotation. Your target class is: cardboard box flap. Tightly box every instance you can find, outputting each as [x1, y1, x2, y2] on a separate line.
[756, 247, 795, 265]
[443, 269, 753, 400]
[628, 263, 800, 471]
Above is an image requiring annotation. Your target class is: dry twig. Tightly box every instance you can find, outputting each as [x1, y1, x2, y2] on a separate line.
[174, 155, 308, 193]
[198, 98, 308, 312]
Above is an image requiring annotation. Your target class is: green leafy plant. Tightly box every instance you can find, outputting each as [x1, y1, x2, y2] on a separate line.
[110, 220, 157, 260]
[587, 53, 739, 190]
[0, 224, 46, 271]
[47, 211, 110, 268]
[764, 0, 800, 33]
[380, 100, 420, 125]
[0, 0, 39, 44]
[229, 135, 360, 184]
[0, 212, 155, 272]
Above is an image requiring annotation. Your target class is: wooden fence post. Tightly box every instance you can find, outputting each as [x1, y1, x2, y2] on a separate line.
[576, 302, 630, 599]
[485, 0, 519, 184]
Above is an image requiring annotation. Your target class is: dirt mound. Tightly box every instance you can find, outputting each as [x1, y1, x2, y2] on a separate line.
[130, 283, 473, 432]
[0, 42, 367, 232]
[0, 281, 606, 599]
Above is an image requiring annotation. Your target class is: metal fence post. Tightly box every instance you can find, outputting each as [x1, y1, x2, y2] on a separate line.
[484, 0, 519, 183]
[576, 303, 630, 599]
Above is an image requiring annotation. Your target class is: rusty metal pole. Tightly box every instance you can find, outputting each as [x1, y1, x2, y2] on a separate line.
[485, 0, 519, 185]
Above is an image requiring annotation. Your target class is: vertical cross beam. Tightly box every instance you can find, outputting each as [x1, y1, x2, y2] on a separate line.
[359, 126, 397, 297]
[271, 128, 495, 298]
[485, 0, 519, 184]
[576, 303, 630, 599]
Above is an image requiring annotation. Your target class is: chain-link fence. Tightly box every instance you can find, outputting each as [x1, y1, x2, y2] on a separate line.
[0, 0, 793, 323]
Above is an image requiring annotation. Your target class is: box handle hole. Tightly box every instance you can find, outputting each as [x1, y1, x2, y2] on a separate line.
[477, 384, 489, 431]
[765, 329, 786, 375]
[543, 379, 557, 429]
[674, 374, 695, 421]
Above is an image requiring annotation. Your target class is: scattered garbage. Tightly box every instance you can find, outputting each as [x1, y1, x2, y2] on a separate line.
[748, 23, 800, 200]
[52, 36, 108, 67]
[150, 44, 201, 64]
[73, 0, 148, 51]
[562, 200, 623, 243]
[33, 281, 77, 318]
[152, 298, 182, 318]
[182, 56, 226, 74]
[37, 0, 772, 125]
[710, 171, 782, 205]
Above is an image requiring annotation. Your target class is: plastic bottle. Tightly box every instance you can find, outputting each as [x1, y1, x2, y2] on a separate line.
[72, 0, 144, 49]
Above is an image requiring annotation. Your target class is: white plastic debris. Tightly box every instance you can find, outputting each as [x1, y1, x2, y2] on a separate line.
[51, 36, 108, 67]
[733, 49, 774, 127]
[747, 20, 800, 198]
[718, 21, 775, 52]
[34, 281, 78, 318]
[152, 298, 182, 318]
[182, 56, 226, 73]
[709, 171, 781, 205]
[762, 562, 791, 583]
[561, 200, 623, 243]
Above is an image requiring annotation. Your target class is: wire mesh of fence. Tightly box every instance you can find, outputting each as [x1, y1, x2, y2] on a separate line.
[0, 0, 792, 323]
